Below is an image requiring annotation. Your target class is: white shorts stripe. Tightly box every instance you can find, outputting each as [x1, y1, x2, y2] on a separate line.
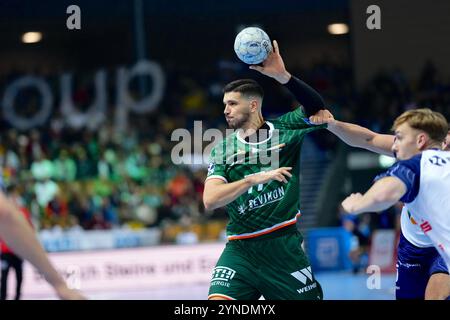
[227, 212, 301, 240]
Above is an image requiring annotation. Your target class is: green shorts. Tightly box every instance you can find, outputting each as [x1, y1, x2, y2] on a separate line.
[208, 225, 323, 300]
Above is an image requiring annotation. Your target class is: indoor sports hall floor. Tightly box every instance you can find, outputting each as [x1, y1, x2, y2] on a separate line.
[73, 271, 396, 300]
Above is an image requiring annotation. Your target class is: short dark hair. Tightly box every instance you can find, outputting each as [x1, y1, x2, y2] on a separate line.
[223, 79, 264, 100]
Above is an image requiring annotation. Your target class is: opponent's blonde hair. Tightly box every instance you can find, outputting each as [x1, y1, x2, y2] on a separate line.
[392, 108, 448, 143]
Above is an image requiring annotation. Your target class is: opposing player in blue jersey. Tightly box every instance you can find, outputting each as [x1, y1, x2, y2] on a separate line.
[337, 109, 449, 298]
[310, 109, 450, 300]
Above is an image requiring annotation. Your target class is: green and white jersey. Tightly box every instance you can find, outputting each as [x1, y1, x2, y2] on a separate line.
[206, 107, 326, 240]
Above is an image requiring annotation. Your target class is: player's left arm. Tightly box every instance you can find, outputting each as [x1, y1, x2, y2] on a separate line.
[249, 40, 325, 116]
[341, 177, 407, 215]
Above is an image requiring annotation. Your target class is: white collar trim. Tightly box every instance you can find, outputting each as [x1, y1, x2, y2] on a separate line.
[236, 121, 275, 145]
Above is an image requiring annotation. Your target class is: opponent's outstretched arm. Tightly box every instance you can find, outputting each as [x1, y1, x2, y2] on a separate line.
[250, 40, 396, 156]
[0, 192, 85, 300]
[309, 112, 395, 157]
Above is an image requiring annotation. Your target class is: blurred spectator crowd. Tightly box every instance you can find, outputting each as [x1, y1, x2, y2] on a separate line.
[0, 56, 449, 244]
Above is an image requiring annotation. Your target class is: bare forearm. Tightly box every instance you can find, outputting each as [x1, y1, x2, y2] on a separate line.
[348, 178, 405, 214]
[0, 198, 66, 289]
[204, 178, 252, 210]
[350, 193, 397, 215]
[328, 120, 394, 156]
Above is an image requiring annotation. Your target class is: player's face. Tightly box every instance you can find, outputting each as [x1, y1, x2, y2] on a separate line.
[223, 92, 252, 129]
[442, 131, 450, 151]
[392, 123, 427, 160]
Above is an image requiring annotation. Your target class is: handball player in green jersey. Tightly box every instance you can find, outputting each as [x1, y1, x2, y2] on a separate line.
[204, 40, 332, 300]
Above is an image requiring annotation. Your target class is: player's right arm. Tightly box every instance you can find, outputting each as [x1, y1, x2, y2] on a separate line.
[250, 40, 325, 116]
[309, 113, 395, 156]
[341, 154, 420, 215]
[203, 167, 292, 210]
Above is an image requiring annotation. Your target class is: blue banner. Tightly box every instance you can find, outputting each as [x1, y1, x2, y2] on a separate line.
[306, 227, 353, 271]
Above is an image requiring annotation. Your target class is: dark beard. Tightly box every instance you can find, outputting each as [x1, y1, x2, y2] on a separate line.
[228, 111, 250, 129]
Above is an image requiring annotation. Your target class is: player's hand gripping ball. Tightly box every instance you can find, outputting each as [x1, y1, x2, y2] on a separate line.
[234, 27, 272, 65]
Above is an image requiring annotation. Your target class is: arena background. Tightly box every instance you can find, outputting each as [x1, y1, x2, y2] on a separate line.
[0, 0, 449, 300]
